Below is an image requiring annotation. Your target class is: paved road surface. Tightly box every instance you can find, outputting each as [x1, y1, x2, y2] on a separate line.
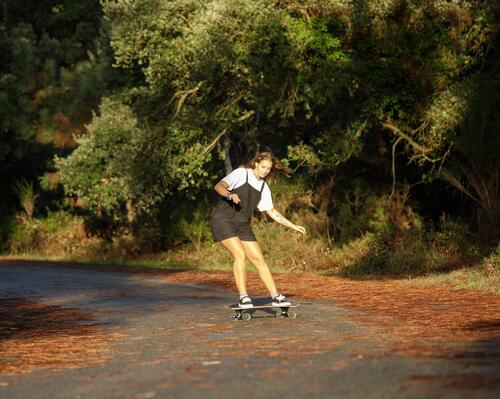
[0, 262, 498, 398]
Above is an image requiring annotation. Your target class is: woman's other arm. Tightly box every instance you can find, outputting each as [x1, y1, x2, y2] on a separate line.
[266, 208, 306, 235]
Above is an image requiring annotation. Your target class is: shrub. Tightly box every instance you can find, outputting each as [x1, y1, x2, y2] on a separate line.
[336, 217, 480, 277]
[7, 211, 99, 257]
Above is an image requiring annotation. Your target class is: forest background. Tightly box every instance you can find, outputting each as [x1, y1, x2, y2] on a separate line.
[1, 0, 499, 292]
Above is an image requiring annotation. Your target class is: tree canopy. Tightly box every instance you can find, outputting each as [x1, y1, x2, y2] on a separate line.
[1, 0, 499, 250]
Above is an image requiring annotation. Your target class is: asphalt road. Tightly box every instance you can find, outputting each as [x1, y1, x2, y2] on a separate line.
[0, 262, 498, 399]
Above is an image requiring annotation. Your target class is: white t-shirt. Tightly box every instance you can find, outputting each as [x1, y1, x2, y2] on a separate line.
[222, 168, 274, 212]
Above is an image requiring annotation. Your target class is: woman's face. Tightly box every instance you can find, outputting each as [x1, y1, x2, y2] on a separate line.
[254, 159, 273, 179]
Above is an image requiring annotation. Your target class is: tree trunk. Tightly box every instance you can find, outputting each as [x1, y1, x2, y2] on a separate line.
[223, 133, 233, 174]
[126, 199, 135, 224]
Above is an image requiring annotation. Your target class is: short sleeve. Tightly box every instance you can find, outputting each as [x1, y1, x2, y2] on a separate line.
[221, 168, 246, 190]
[257, 182, 274, 212]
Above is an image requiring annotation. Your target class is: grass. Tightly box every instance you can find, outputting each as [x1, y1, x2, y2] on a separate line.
[1, 252, 231, 272]
[409, 269, 499, 294]
[403, 256, 499, 294]
[3, 236, 498, 295]
[2, 206, 498, 295]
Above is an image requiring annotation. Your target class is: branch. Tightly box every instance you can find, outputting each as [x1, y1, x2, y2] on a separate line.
[439, 168, 483, 207]
[382, 120, 431, 157]
[384, 120, 492, 210]
[383, 119, 451, 166]
[170, 81, 203, 118]
[180, 15, 192, 30]
[215, 95, 244, 119]
[202, 111, 255, 155]
[236, 110, 255, 123]
[203, 128, 228, 156]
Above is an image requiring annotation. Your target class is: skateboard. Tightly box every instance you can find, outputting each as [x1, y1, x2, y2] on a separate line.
[230, 303, 300, 321]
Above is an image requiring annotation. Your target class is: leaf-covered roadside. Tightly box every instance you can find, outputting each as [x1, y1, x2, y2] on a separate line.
[162, 268, 500, 357]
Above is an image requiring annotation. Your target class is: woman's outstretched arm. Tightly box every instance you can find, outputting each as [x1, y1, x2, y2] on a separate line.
[266, 208, 306, 235]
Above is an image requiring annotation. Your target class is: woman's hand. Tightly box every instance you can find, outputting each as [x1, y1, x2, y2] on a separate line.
[228, 193, 241, 204]
[293, 224, 306, 235]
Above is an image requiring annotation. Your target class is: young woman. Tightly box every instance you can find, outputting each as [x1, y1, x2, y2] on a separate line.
[210, 152, 306, 309]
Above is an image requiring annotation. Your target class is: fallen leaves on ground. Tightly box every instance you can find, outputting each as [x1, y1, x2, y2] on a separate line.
[0, 298, 127, 377]
[163, 270, 500, 358]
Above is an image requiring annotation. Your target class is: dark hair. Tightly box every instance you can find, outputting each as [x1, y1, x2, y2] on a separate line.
[243, 152, 291, 179]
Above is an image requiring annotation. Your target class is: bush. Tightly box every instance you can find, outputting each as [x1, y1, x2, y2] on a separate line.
[483, 242, 500, 274]
[0, 217, 17, 252]
[7, 211, 99, 257]
[335, 217, 480, 277]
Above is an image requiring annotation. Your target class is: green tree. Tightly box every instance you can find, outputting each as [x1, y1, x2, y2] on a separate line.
[0, 0, 115, 218]
[55, 0, 499, 245]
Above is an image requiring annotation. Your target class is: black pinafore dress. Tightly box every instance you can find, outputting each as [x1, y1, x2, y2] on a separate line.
[210, 169, 265, 242]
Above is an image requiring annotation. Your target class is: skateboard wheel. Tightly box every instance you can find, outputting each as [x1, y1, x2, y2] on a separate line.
[242, 313, 252, 321]
[287, 310, 297, 319]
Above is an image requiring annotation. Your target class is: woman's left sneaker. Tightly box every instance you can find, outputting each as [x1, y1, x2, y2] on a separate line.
[238, 295, 254, 309]
[272, 294, 291, 306]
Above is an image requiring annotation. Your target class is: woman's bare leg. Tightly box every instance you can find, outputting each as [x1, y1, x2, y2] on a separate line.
[220, 237, 248, 295]
[241, 240, 278, 295]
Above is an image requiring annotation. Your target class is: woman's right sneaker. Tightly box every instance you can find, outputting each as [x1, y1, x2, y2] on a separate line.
[238, 295, 254, 309]
[272, 294, 291, 307]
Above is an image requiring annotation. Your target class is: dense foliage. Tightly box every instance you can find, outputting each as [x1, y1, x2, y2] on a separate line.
[1, 1, 499, 267]
[0, 0, 116, 214]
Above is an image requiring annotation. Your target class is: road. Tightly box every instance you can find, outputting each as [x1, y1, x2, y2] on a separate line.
[0, 262, 498, 398]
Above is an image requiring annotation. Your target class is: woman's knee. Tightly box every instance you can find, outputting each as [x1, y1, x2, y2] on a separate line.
[232, 251, 246, 264]
[249, 256, 268, 270]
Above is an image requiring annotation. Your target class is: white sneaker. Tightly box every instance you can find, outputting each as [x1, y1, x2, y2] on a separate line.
[272, 294, 291, 307]
[238, 295, 254, 309]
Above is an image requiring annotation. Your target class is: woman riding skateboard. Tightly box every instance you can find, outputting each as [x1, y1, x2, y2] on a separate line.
[210, 152, 306, 309]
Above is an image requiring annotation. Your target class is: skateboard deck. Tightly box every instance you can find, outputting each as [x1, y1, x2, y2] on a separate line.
[229, 303, 300, 321]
